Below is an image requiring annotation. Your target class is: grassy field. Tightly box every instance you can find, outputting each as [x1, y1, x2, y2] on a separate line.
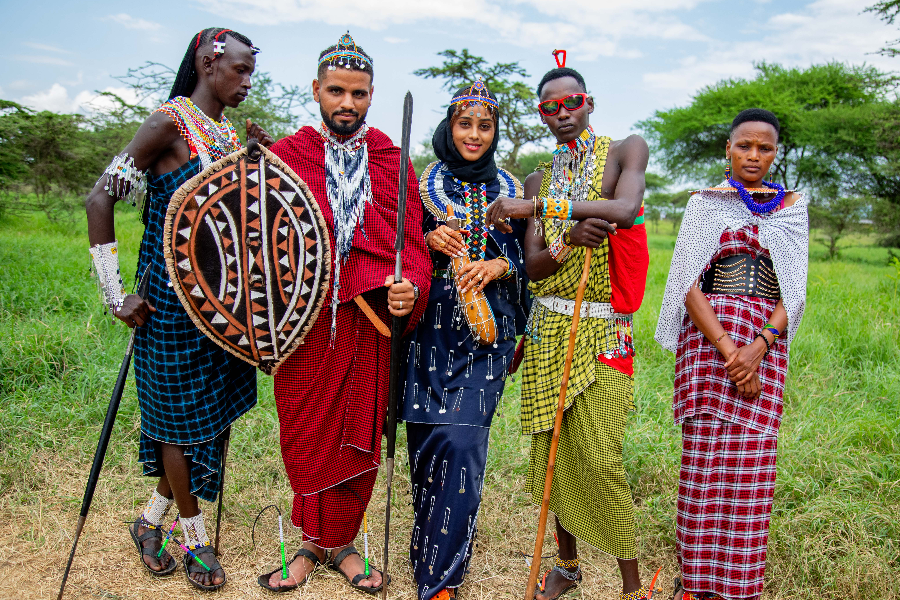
[0, 211, 898, 600]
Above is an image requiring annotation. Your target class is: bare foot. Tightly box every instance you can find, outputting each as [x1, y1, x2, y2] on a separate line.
[267, 543, 325, 589]
[130, 520, 174, 573]
[189, 547, 225, 588]
[330, 545, 383, 589]
[534, 566, 579, 600]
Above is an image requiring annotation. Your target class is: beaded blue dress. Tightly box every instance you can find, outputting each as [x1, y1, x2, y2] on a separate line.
[133, 157, 257, 503]
[401, 161, 529, 599]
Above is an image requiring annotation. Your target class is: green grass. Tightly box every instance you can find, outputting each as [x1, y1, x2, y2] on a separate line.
[1, 211, 898, 599]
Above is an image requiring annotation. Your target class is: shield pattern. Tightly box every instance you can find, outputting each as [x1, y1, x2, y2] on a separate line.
[164, 145, 331, 375]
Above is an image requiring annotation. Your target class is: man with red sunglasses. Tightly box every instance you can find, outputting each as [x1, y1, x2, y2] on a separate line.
[486, 66, 651, 600]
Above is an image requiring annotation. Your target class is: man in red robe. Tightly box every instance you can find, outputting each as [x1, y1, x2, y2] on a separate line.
[257, 33, 431, 594]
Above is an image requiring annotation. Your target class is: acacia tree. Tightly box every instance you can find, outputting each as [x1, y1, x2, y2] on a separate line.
[638, 62, 900, 255]
[414, 49, 550, 174]
[867, 0, 900, 56]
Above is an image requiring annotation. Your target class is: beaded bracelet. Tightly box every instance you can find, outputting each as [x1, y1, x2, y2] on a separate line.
[543, 197, 571, 220]
[498, 256, 515, 279]
[763, 323, 781, 337]
[714, 332, 727, 346]
[755, 333, 771, 356]
[548, 230, 573, 263]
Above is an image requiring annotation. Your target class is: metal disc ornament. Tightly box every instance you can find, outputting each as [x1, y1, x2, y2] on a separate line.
[164, 141, 331, 375]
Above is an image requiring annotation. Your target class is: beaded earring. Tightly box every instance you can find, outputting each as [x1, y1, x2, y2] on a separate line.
[725, 156, 731, 180]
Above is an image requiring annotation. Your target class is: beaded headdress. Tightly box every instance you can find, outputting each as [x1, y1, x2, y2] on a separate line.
[449, 79, 499, 115]
[199, 29, 260, 58]
[319, 32, 372, 71]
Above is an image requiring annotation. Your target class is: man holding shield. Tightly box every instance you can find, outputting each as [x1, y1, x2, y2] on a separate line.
[257, 32, 431, 594]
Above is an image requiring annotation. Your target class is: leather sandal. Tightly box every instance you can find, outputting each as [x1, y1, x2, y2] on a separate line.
[257, 547, 322, 592]
[327, 545, 391, 595]
[128, 516, 177, 577]
[183, 544, 226, 591]
[536, 565, 582, 600]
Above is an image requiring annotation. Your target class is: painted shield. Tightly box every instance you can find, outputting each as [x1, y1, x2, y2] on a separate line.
[163, 144, 331, 375]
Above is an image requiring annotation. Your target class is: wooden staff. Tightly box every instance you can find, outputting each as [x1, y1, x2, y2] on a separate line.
[523, 247, 593, 600]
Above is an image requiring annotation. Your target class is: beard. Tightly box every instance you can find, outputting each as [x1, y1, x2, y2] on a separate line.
[321, 105, 365, 136]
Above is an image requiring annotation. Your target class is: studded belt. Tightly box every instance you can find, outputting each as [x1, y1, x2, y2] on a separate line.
[700, 253, 780, 300]
[535, 295, 628, 319]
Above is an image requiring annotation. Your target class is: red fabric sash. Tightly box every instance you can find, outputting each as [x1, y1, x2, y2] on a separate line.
[607, 204, 648, 315]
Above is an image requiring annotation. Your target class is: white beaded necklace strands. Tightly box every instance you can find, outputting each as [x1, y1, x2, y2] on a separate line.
[160, 97, 242, 170]
[547, 128, 596, 237]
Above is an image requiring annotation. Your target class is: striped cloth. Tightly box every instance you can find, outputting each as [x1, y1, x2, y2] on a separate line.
[677, 415, 778, 600]
[526, 361, 636, 559]
[134, 157, 257, 503]
[674, 225, 788, 436]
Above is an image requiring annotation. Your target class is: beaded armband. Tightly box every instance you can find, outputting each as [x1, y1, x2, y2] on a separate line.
[542, 197, 573, 220]
[89, 241, 126, 314]
[548, 229, 573, 263]
[101, 153, 148, 209]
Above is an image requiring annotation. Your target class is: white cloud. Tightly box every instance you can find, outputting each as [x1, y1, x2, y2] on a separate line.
[193, 0, 712, 57]
[642, 0, 899, 102]
[384, 37, 408, 44]
[19, 84, 142, 114]
[14, 55, 73, 67]
[104, 13, 163, 31]
[24, 42, 70, 54]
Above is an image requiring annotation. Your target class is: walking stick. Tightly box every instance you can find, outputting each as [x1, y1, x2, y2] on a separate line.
[58, 267, 151, 600]
[523, 247, 593, 600]
[213, 425, 231, 555]
[382, 90, 413, 600]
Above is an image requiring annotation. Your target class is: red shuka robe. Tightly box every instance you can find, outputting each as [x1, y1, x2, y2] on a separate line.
[269, 125, 432, 546]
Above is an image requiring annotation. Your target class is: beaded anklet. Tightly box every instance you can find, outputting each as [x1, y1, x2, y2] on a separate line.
[555, 557, 579, 570]
[620, 585, 649, 600]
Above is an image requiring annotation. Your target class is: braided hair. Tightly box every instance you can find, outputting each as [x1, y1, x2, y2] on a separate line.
[168, 27, 257, 100]
[316, 43, 374, 82]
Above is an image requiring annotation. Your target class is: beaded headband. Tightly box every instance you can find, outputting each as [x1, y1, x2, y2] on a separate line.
[196, 29, 260, 57]
[319, 32, 372, 70]
[450, 79, 499, 112]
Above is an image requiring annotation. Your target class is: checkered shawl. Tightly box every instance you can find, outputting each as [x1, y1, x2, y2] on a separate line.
[674, 226, 788, 436]
[677, 415, 778, 599]
[656, 187, 809, 353]
[521, 136, 621, 435]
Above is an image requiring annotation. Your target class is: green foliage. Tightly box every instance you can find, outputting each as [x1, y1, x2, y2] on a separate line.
[414, 49, 551, 173]
[638, 62, 900, 252]
[512, 150, 553, 181]
[867, 0, 900, 57]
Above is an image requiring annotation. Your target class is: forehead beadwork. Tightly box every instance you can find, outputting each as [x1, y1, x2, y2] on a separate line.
[450, 78, 499, 114]
[319, 31, 372, 71]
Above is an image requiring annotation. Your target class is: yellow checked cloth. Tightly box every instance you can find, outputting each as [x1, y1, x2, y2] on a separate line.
[521, 135, 633, 435]
[526, 361, 636, 559]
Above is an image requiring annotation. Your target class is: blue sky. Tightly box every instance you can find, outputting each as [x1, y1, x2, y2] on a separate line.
[2, 0, 897, 154]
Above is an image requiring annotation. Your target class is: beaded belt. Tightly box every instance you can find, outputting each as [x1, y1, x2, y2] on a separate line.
[535, 295, 626, 319]
[433, 269, 451, 279]
[700, 253, 780, 300]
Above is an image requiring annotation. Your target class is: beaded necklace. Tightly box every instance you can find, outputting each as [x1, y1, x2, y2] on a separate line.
[547, 128, 596, 235]
[727, 177, 786, 214]
[158, 97, 242, 170]
[453, 179, 489, 261]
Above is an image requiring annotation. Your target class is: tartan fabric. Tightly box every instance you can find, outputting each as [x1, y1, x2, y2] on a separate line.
[526, 362, 636, 559]
[674, 225, 788, 437]
[134, 157, 257, 502]
[677, 414, 778, 600]
[521, 135, 623, 435]
[292, 469, 378, 549]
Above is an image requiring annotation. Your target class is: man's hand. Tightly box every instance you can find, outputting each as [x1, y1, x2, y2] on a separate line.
[114, 294, 156, 328]
[384, 276, 416, 317]
[425, 225, 466, 257]
[485, 197, 534, 233]
[246, 119, 275, 147]
[567, 218, 617, 247]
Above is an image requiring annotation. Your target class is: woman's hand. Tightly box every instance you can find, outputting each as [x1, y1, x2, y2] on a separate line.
[384, 276, 416, 317]
[425, 225, 466, 257]
[736, 372, 762, 399]
[567, 218, 617, 247]
[723, 338, 767, 385]
[485, 196, 534, 233]
[114, 294, 156, 328]
[246, 119, 275, 147]
[456, 258, 507, 294]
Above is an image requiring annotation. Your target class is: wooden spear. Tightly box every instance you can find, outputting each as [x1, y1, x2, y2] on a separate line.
[523, 247, 593, 600]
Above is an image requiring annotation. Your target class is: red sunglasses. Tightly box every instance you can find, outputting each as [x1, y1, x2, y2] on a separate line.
[538, 93, 588, 116]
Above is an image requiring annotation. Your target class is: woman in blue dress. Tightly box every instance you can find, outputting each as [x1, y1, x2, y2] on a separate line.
[401, 81, 530, 600]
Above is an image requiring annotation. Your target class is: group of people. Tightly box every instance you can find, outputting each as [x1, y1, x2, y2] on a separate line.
[84, 26, 808, 600]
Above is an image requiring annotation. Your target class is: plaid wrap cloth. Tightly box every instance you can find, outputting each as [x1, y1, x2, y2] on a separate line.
[268, 125, 432, 541]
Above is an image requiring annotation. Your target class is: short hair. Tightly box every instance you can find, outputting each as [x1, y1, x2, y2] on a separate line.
[536, 67, 586, 98]
[731, 108, 780, 140]
[169, 28, 257, 100]
[317, 44, 374, 83]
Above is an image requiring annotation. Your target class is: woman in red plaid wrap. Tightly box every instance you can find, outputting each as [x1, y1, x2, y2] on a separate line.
[257, 35, 431, 594]
[656, 109, 809, 600]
